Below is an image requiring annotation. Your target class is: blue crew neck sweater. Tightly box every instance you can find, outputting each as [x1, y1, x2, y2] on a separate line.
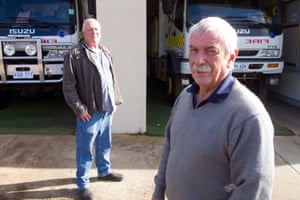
[153, 79, 274, 200]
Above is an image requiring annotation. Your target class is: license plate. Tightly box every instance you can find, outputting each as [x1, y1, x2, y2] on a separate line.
[13, 71, 34, 79]
[234, 63, 248, 70]
[181, 79, 190, 86]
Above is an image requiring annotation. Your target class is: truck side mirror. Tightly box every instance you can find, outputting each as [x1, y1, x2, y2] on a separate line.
[162, 0, 173, 15]
[88, 0, 96, 17]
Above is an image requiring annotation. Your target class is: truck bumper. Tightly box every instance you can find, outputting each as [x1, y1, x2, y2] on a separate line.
[233, 72, 281, 85]
[233, 60, 284, 74]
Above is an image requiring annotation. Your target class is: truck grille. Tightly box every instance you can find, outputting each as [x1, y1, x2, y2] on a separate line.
[0, 39, 64, 83]
[238, 50, 258, 57]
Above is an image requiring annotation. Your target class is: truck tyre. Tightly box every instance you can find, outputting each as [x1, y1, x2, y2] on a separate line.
[246, 78, 268, 102]
[166, 54, 184, 102]
[0, 93, 10, 109]
[167, 74, 183, 102]
[257, 77, 268, 102]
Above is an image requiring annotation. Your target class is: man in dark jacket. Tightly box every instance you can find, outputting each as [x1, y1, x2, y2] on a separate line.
[63, 18, 123, 200]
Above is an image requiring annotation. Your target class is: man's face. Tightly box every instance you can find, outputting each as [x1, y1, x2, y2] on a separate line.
[83, 20, 101, 48]
[189, 31, 236, 90]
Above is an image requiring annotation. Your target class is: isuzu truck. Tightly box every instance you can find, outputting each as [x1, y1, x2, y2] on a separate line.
[0, 0, 95, 103]
[149, 0, 284, 100]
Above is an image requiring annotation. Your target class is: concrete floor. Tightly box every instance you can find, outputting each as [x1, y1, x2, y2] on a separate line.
[0, 97, 299, 199]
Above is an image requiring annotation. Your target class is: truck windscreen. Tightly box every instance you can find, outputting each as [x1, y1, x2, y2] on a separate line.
[0, 0, 77, 36]
[187, 0, 282, 28]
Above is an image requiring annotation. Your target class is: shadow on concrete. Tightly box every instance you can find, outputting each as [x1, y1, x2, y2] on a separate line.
[0, 178, 78, 200]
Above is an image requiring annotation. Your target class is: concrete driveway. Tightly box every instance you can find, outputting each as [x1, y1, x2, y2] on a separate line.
[0, 97, 300, 200]
[0, 135, 164, 200]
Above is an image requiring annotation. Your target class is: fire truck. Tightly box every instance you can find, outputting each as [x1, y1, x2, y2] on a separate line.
[0, 0, 96, 106]
[148, 0, 284, 100]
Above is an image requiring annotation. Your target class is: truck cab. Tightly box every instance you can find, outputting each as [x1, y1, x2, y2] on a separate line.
[0, 0, 95, 97]
[153, 0, 284, 100]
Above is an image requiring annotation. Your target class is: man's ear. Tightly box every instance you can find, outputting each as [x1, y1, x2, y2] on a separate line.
[228, 49, 238, 66]
[230, 49, 239, 62]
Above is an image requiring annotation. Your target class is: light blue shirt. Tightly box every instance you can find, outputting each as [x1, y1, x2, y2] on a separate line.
[87, 45, 115, 112]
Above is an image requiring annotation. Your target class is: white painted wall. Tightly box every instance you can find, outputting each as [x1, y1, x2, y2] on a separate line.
[97, 1, 147, 133]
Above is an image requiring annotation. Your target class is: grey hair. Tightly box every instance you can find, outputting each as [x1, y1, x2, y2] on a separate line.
[82, 18, 101, 33]
[189, 17, 237, 56]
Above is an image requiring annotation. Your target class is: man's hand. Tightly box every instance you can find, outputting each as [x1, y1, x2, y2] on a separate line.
[80, 110, 92, 122]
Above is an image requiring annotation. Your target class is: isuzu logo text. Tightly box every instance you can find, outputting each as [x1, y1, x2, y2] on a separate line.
[245, 39, 269, 44]
[9, 28, 36, 35]
[236, 28, 250, 34]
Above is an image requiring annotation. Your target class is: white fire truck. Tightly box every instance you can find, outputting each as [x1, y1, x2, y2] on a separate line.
[149, 0, 284, 100]
[0, 0, 96, 106]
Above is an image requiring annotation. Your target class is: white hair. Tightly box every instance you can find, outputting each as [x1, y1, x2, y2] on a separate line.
[82, 18, 101, 33]
[189, 17, 237, 56]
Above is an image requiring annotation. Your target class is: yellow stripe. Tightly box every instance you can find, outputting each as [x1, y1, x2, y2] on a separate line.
[166, 34, 184, 47]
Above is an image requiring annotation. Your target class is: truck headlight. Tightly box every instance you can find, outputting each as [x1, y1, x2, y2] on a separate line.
[259, 49, 280, 57]
[3, 44, 15, 56]
[47, 49, 70, 58]
[25, 44, 37, 56]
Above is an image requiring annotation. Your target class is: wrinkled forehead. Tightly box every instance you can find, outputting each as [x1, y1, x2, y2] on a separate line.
[86, 22, 100, 29]
[190, 30, 223, 47]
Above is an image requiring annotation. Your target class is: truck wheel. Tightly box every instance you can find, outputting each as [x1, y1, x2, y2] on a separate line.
[247, 78, 267, 102]
[167, 74, 183, 102]
[257, 77, 268, 102]
[0, 94, 10, 109]
[242, 78, 268, 102]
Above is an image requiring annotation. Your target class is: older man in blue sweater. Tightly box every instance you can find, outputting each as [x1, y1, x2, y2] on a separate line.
[152, 17, 274, 200]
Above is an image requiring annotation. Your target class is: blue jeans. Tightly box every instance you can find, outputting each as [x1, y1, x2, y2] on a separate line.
[75, 111, 112, 189]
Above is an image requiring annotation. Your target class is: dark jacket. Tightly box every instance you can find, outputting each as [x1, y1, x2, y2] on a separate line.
[63, 41, 123, 117]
